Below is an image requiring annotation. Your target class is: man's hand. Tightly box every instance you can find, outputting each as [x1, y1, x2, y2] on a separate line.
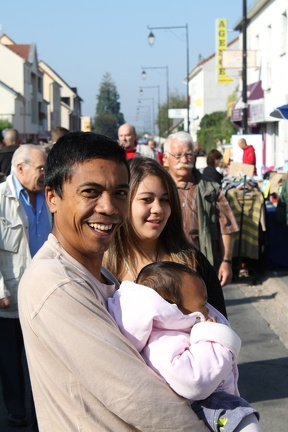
[218, 261, 233, 287]
[0, 296, 10, 309]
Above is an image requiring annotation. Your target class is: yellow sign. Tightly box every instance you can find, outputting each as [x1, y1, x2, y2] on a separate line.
[216, 18, 233, 84]
[218, 77, 233, 84]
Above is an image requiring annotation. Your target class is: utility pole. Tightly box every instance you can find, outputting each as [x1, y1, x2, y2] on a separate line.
[242, 0, 248, 133]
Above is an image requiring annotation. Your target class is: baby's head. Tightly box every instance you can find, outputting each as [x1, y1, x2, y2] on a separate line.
[136, 261, 209, 318]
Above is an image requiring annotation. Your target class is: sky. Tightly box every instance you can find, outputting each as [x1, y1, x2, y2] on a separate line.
[1, 0, 256, 133]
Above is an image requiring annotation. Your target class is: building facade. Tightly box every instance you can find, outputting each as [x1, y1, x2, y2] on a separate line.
[188, 37, 240, 142]
[0, 34, 46, 142]
[231, 0, 288, 169]
[0, 34, 83, 141]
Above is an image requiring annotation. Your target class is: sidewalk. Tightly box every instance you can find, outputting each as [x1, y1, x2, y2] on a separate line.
[224, 276, 288, 432]
[231, 268, 288, 350]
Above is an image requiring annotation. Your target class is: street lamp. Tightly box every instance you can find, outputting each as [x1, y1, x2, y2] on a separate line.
[141, 65, 170, 135]
[138, 97, 155, 135]
[139, 86, 160, 139]
[147, 24, 190, 133]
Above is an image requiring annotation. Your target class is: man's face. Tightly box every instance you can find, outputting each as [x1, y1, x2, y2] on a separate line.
[17, 149, 46, 192]
[164, 139, 194, 181]
[238, 140, 246, 150]
[118, 125, 136, 149]
[46, 159, 129, 268]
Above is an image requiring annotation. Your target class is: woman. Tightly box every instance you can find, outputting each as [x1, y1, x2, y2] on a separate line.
[203, 149, 224, 185]
[104, 157, 227, 317]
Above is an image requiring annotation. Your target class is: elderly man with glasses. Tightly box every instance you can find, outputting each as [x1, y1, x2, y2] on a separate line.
[164, 132, 238, 288]
[0, 144, 51, 428]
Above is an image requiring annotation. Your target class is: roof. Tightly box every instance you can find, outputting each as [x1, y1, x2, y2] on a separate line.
[5, 44, 31, 60]
[234, 0, 271, 31]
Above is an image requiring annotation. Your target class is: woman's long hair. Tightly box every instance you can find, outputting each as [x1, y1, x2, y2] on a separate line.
[104, 157, 197, 280]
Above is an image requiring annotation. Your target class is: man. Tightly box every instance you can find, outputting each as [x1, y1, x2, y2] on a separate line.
[0, 128, 20, 178]
[0, 144, 51, 427]
[42, 125, 70, 154]
[147, 138, 163, 165]
[19, 132, 209, 431]
[51, 125, 69, 144]
[164, 132, 239, 287]
[118, 123, 158, 160]
[193, 141, 206, 167]
[238, 137, 257, 174]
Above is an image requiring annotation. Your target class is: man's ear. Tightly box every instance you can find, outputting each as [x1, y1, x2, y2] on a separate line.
[162, 152, 168, 165]
[17, 163, 24, 175]
[46, 187, 58, 213]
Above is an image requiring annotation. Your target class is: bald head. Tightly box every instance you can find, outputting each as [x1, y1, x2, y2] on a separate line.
[118, 123, 137, 149]
[238, 138, 247, 150]
[4, 129, 19, 147]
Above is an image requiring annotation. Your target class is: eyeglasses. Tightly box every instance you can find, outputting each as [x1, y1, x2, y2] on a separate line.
[26, 164, 45, 173]
[166, 151, 193, 160]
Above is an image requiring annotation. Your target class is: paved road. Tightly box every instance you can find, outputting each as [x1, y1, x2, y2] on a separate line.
[1, 273, 287, 431]
[224, 276, 288, 432]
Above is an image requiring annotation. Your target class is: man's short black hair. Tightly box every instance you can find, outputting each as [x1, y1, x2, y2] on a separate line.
[45, 132, 129, 197]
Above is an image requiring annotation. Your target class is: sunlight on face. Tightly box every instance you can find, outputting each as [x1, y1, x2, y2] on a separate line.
[130, 175, 171, 243]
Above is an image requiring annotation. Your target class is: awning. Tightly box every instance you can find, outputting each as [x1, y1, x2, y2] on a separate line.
[231, 81, 264, 124]
[270, 104, 288, 120]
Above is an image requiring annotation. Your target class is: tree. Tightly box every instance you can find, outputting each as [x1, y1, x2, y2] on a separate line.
[156, 91, 187, 137]
[93, 73, 125, 139]
[197, 111, 237, 153]
[0, 119, 13, 131]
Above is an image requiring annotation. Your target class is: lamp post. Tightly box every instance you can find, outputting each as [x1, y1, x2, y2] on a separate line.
[139, 86, 160, 139]
[138, 97, 155, 135]
[141, 65, 169, 135]
[242, 0, 248, 134]
[147, 24, 190, 133]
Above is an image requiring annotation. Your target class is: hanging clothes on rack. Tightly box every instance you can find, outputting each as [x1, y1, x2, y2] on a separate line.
[226, 177, 265, 261]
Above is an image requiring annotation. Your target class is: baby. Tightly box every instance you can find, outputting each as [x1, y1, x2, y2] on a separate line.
[108, 261, 261, 432]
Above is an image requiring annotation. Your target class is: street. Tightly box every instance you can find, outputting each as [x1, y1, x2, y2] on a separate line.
[0, 271, 287, 431]
[224, 273, 288, 432]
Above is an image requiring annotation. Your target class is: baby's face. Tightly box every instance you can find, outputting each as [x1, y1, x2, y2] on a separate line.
[179, 273, 209, 319]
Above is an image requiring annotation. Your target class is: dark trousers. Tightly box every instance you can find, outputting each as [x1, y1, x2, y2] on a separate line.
[0, 317, 26, 416]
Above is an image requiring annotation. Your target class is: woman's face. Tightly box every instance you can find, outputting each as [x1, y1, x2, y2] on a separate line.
[130, 175, 171, 243]
[215, 158, 222, 168]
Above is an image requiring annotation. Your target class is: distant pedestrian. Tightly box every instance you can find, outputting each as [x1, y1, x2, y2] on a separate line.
[0, 144, 51, 427]
[0, 128, 20, 179]
[193, 141, 206, 166]
[147, 138, 163, 165]
[51, 126, 69, 144]
[0, 129, 4, 149]
[203, 149, 224, 185]
[238, 138, 257, 175]
[118, 123, 158, 160]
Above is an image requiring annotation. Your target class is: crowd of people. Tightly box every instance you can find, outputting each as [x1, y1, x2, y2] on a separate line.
[0, 125, 262, 431]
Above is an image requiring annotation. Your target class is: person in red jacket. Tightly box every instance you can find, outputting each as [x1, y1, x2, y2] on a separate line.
[238, 138, 257, 175]
[118, 123, 157, 161]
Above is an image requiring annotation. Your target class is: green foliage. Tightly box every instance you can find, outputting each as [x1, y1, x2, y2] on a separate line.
[197, 111, 237, 153]
[94, 113, 120, 139]
[157, 91, 187, 137]
[0, 119, 13, 131]
[93, 73, 125, 139]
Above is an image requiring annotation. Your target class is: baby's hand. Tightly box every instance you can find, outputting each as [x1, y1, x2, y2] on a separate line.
[206, 317, 217, 323]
